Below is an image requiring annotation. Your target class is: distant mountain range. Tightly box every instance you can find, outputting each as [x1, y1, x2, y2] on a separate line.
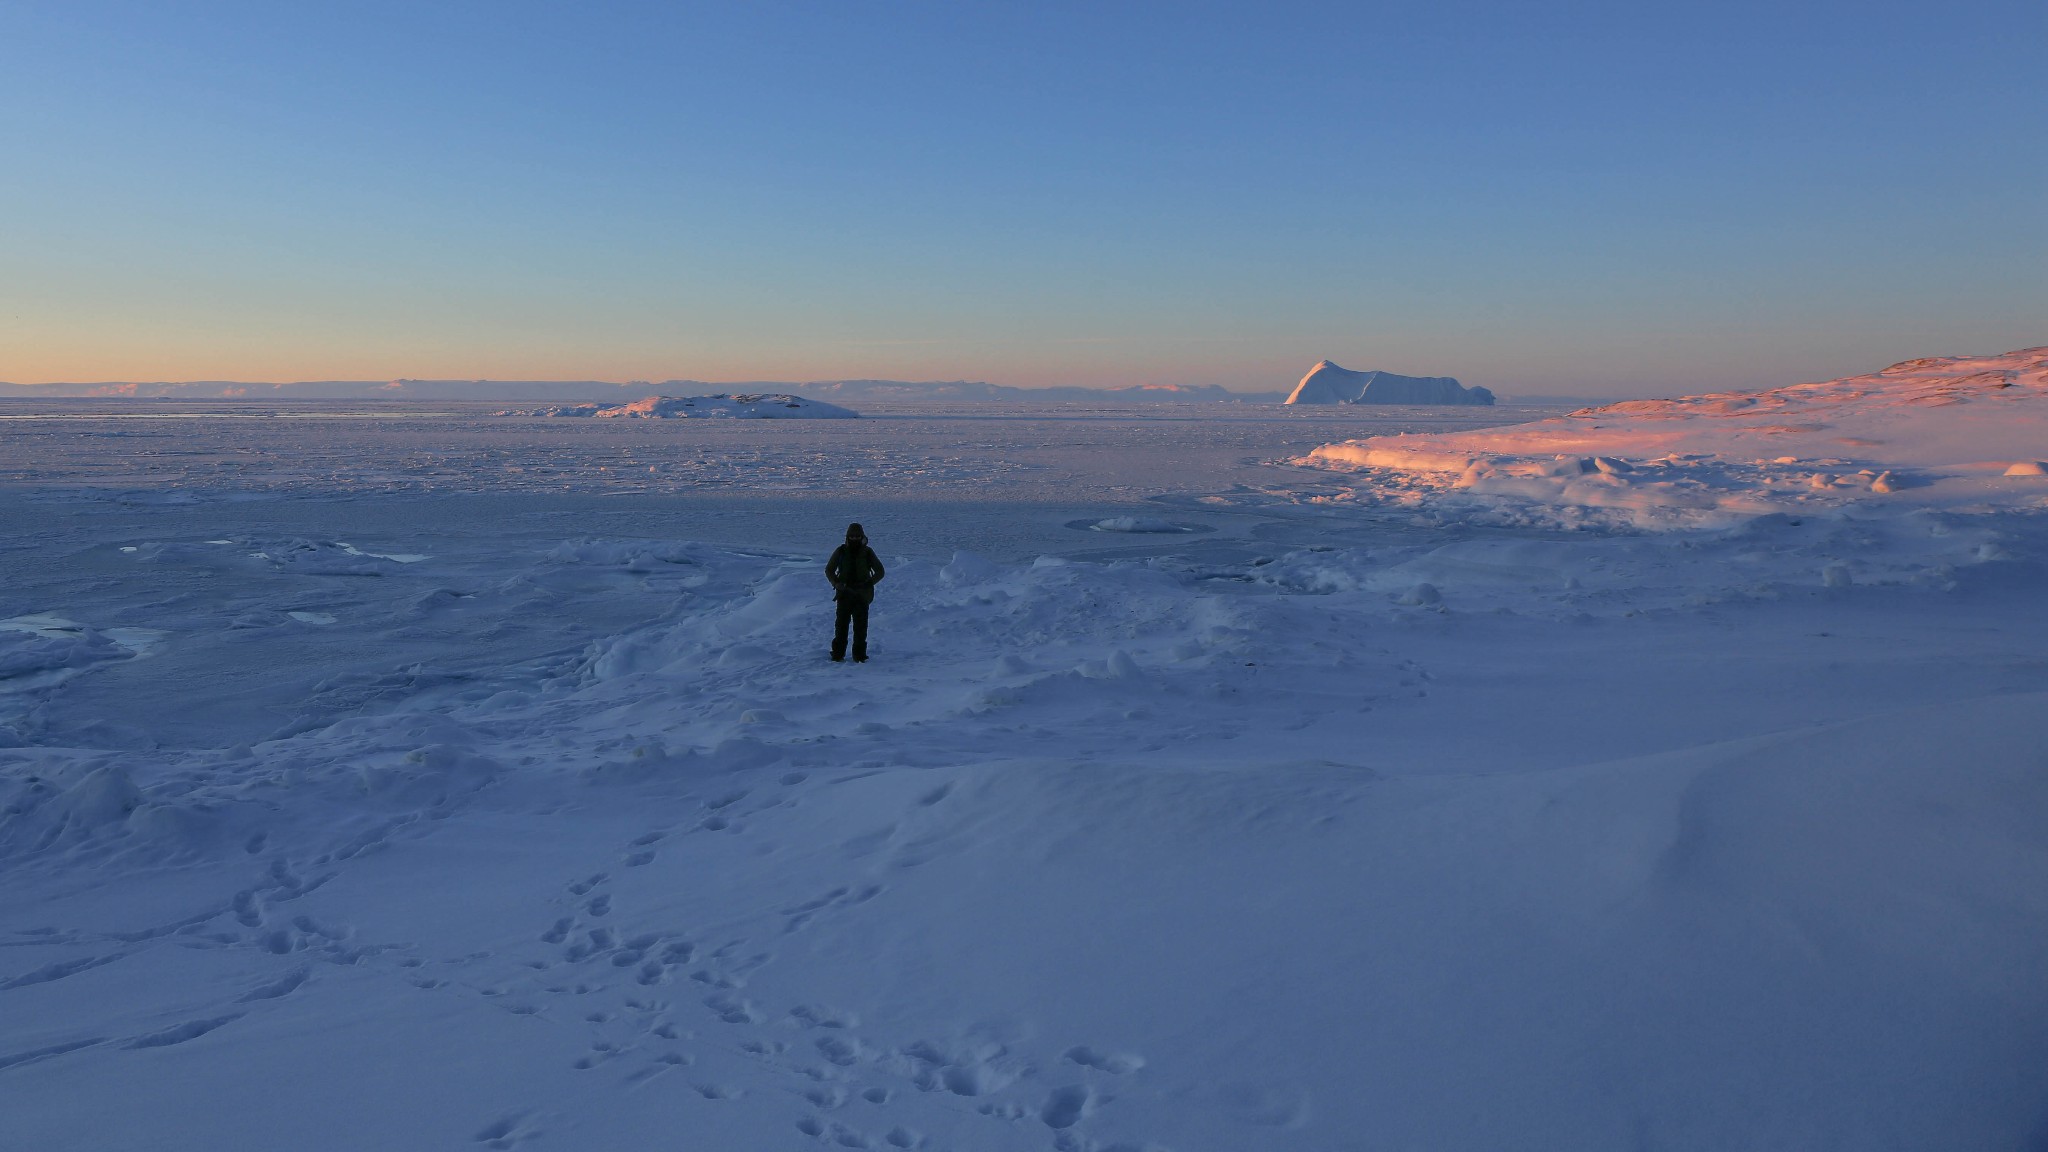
[0, 378, 1288, 403]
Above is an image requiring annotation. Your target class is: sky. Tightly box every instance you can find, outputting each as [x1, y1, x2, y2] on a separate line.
[0, 1, 2041, 398]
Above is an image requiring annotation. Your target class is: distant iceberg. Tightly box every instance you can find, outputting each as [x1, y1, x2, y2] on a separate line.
[1285, 361, 1494, 406]
[503, 394, 858, 419]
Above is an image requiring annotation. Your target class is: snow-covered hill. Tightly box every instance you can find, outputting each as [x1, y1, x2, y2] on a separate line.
[1301, 346, 2048, 528]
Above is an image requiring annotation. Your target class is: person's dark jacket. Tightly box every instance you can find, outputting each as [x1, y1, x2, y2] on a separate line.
[826, 542, 886, 604]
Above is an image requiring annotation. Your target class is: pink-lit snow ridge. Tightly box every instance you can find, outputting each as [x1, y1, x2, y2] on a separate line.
[1301, 347, 2048, 529]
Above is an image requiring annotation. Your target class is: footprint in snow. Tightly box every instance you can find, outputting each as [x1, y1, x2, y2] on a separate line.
[790, 1003, 858, 1029]
[622, 1051, 693, 1084]
[798, 1116, 879, 1147]
[237, 969, 309, 1002]
[1064, 1045, 1145, 1074]
[562, 927, 616, 962]
[814, 1035, 869, 1066]
[472, 1113, 538, 1149]
[783, 884, 884, 933]
[1039, 1085, 1097, 1129]
[126, 1014, 243, 1049]
[703, 992, 759, 1024]
[625, 830, 664, 866]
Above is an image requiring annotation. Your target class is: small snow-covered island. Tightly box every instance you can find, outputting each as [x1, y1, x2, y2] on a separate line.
[1284, 360, 1495, 405]
[503, 393, 859, 419]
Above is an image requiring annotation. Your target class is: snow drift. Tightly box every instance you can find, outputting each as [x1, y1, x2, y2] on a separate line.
[1301, 346, 2048, 528]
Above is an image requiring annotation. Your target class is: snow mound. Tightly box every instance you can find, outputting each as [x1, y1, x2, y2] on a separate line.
[1300, 346, 2048, 529]
[1286, 361, 1494, 406]
[0, 623, 128, 684]
[504, 394, 858, 419]
[0, 616, 161, 696]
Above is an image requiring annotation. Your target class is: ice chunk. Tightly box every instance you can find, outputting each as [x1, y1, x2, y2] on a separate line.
[1089, 516, 1195, 533]
[940, 551, 999, 586]
[1399, 583, 1443, 606]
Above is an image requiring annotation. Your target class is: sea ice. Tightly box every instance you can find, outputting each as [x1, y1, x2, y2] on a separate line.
[0, 377, 2043, 1151]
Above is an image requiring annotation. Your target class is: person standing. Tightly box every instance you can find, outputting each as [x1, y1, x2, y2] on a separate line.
[826, 522, 885, 662]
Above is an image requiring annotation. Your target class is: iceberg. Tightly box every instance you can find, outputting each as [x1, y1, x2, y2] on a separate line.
[1285, 361, 1494, 406]
[503, 393, 858, 419]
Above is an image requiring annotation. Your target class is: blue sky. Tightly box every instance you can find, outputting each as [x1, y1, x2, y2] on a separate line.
[1, 0, 2040, 395]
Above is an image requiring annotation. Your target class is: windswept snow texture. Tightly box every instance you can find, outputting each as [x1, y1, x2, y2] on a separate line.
[507, 394, 858, 419]
[0, 390, 2045, 1151]
[1286, 361, 1495, 405]
[1303, 346, 2048, 529]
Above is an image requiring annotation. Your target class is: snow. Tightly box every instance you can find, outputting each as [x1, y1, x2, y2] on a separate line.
[1301, 346, 2048, 529]
[0, 385, 2044, 1150]
[505, 394, 859, 420]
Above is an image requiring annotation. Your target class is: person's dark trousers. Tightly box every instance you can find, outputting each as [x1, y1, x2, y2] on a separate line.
[832, 597, 869, 661]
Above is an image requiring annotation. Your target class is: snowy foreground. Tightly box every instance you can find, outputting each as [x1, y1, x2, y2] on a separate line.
[1, 373, 2045, 1151]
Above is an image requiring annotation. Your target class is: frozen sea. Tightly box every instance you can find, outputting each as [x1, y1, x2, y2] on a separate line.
[1, 393, 2044, 1151]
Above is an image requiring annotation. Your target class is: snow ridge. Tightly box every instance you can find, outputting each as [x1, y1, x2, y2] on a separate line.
[1301, 346, 2048, 528]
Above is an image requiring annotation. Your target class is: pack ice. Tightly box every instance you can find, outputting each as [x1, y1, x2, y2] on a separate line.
[1, 356, 2045, 1152]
